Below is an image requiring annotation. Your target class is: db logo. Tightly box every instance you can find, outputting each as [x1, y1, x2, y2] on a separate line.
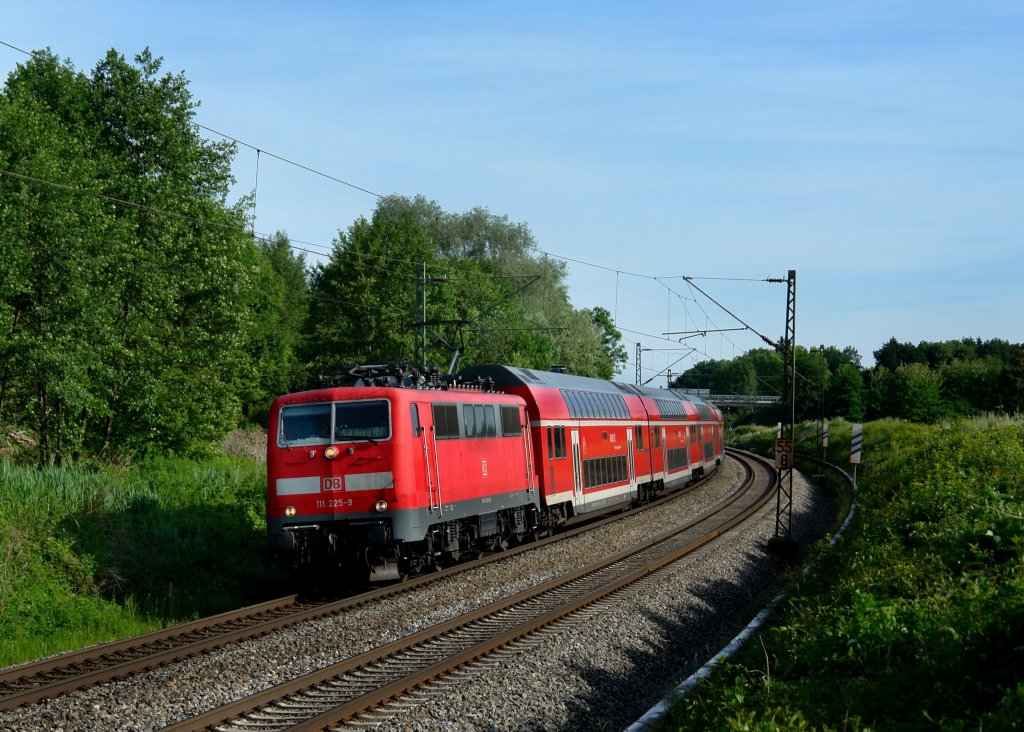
[323, 477, 344, 491]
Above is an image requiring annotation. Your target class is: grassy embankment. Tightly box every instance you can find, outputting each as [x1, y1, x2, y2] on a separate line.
[658, 417, 1023, 730]
[0, 432, 288, 668]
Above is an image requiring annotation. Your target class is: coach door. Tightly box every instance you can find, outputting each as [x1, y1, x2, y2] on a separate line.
[570, 428, 583, 507]
[626, 428, 636, 492]
[521, 406, 536, 494]
[661, 427, 668, 481]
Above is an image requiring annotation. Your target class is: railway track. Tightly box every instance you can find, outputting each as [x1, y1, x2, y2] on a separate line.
[161, 449, 775, 732]
[0, 450, 766, 720]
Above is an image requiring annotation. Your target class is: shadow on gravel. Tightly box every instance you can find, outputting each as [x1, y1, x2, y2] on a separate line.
[544, 482, 838, 732]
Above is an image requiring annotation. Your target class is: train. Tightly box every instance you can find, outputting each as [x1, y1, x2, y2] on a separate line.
[266, 363, 725, 582]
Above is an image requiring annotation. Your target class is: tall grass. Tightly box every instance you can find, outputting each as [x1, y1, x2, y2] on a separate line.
[0, 455, 285, 668]
[662, 417, 1024, 730]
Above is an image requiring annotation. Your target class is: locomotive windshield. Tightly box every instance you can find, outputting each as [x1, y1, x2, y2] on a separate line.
[278, 400, 391, 446]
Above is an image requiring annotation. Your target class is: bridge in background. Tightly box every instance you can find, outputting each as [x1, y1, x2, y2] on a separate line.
[676, 390, 781, 409]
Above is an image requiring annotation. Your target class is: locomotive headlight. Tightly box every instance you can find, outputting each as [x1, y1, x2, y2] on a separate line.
[284, 505, 297, 517]
[324, 446, 339, 460]
[374, 500, 388, 512]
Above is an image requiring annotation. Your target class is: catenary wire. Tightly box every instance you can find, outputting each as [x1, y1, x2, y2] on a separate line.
[2, 38, 785, 369]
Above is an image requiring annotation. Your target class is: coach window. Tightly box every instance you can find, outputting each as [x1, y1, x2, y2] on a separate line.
[635, 425, 644, 450]
[578, 392, 591, 418]
[563, 391, 578, 418]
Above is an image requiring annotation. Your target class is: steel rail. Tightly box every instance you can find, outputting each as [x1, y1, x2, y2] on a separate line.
[163, 450, 773, 732]
[0, 460, 725, 711]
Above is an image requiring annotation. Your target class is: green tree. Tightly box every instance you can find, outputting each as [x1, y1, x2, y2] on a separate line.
[241, 232, 310, 422]
[587, 306, 628, 378]
[308, 194, 613, 378]
[939, 357, 1003, 416]
[874, 337, 923, 370]
[828, 362, 865, 421]
[894, 362, 946, 423]
[306, 209, 432, 374]
[710, 358, 756, 395]
[1, 48, 264, 460]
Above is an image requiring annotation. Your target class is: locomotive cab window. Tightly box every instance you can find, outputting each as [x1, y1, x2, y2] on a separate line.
[278, 403, 333, 446]
[278, 399, 390, 447]
[334, 400, 390, 441]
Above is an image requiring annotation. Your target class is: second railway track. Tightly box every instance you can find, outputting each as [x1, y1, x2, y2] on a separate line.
[0, 451, 739, 713]
[0, 450, 799, 732]
[163, 450, 776, 732]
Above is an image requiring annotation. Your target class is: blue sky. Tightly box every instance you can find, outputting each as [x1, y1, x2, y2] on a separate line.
[4, 1, 1022, 380]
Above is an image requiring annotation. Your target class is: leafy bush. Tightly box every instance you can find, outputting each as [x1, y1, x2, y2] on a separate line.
[666, 417, 1024, 730]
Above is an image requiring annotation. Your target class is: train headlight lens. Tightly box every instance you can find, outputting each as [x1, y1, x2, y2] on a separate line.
[324, 446, 339, 459]
[374, 500, 388, 512]
[284, 505, 297, 517]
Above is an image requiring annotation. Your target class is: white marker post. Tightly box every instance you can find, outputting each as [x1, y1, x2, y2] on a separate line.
[850, 423, 863, 491]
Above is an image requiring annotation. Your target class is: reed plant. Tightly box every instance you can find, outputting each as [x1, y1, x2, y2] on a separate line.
[0, 455, 284, 668]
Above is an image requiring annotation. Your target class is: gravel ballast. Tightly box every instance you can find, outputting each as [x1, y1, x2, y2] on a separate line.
[0, 457, 837, 732]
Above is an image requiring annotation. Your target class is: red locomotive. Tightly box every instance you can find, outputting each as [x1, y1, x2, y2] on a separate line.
[266, 363, 724, 582]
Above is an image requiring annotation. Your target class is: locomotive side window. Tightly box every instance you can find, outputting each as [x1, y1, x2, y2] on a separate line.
[334, 400, 390, 441]
[279, 403, 333, 446]
[411, 404, 422, 437]
[500, 405, 521, 436]
[474, 405, 487, 436]
[455, 403, 501, 439]
[432, 404, 460, 439]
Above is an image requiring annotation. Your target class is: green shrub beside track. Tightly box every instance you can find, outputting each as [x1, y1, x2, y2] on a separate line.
[662, 418, 1024, 730]
[0, 454, 284, 668]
